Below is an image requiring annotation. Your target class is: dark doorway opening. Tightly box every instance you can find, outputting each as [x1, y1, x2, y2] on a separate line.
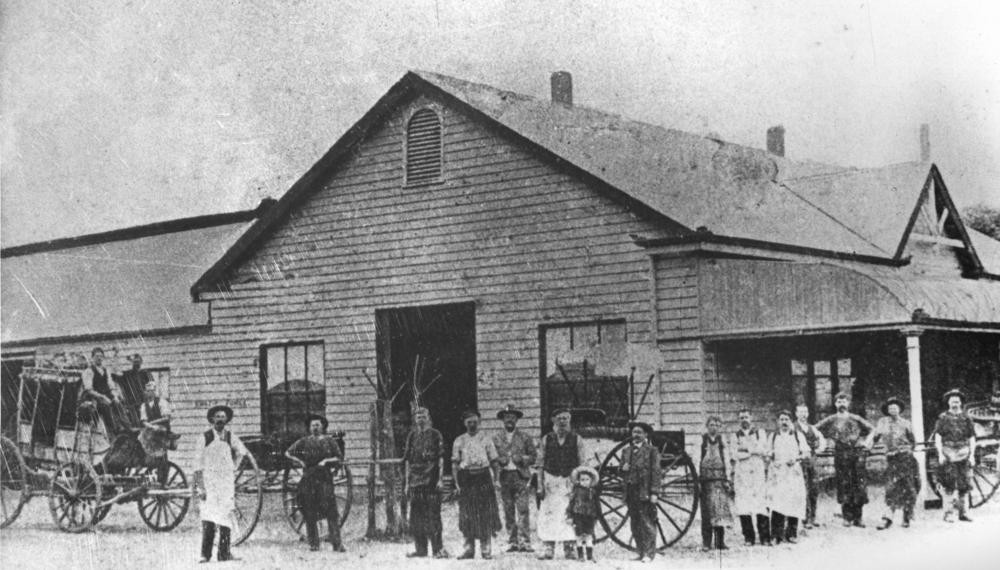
[376, 302, 476, 471]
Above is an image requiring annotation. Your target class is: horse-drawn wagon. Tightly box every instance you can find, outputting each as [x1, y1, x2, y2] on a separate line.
[0, 367, 263, 542]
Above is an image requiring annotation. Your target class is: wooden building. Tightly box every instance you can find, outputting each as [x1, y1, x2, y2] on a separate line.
[187, 71, 1000, 463]
[1, 205, 268, 466]
[4, 71, 998, 471]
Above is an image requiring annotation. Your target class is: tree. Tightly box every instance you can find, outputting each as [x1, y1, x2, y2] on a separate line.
[964, 204, 1000, 240]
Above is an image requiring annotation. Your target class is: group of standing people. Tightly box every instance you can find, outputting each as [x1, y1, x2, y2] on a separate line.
[401, 406, 663, 563]
[187, 387, 983, 563]
[697, 388, 981, 554]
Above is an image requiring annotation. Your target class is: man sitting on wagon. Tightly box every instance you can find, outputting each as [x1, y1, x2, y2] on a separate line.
[139, 384, 179, 485]
[80, 347, 128, 436]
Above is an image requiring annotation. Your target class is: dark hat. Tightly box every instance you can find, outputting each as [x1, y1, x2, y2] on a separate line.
[627, 420, 654, 434]
[834, 392, 851, 401]
[461, 410, 481, 421]
[306, 414, 329, 430]
[206, 405, 234, 423]
[881, 396, 906, 415]
[942, 389, 965, 405]
[496, 404, 524, 419]
[776, 409, 794, 420]
[550, 407, 571, 418]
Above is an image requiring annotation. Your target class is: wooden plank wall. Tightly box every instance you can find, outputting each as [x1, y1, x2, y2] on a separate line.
[652, 256, 705, 448]
[201, 94, 679, 466]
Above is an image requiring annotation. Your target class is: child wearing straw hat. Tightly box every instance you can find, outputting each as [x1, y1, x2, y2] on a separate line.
[567, 465, 599, 563]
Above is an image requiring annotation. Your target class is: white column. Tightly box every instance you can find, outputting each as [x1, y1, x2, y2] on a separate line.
[903, 327, 928, 502]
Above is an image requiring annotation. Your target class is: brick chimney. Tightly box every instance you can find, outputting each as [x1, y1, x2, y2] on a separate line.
[766, 125, 785, 157]
[551, 71, 573, 107]
[920, 123, 930, 162]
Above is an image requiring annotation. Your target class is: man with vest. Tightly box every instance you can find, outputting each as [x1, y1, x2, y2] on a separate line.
[80, 347, 127, 435]
[492, 404, 537, 553]
[139, 384, 177, 485]
[794, 403, 826, 528]
[193, 404, 248, 563]
[536, 408, 587, 560]
[933, 389, 977, 523]
[622, 420, 662, 563]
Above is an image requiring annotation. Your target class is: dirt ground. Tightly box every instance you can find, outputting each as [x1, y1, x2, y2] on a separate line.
[1, 484, 998, 570]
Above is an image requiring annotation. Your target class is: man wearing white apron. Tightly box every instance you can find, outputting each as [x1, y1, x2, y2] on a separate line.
[536, 408, 588, 560]
[193, 405, 248, 563]
[730, 409, 771, 546]
[766, 410, 809, 544]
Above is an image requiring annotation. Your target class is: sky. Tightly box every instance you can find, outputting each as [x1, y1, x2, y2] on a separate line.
[2, 0, 999, 246]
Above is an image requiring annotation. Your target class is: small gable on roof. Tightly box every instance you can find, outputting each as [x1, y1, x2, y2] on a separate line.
[894, 165, 985, 277]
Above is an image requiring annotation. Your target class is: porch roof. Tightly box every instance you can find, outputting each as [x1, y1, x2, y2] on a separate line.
[694, 257, 1000, 338]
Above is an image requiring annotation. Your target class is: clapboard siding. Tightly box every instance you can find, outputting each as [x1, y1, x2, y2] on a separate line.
[703, 341, 789, 433]
[197, 94, 681, 470]
[654, 257, 700, 338]
[655, 339, 705, 453]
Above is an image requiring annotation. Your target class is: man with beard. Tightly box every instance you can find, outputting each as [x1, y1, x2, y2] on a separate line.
[193, 405, 249, 563]
[492, 404, 537, 553]
[285, 414, 345, 552]
[622, 421, 662, 563]
[403, 407, 449, 558]
[815, 393, 875, 527]
[794, 404, 826, 528]
[452, 410, 502, 559]
[729, 409, 771, 545]
[933, 389, 977, 523]
[536, 408, 587, 560]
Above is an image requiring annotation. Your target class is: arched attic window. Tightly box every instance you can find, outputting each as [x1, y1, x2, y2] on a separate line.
[405, 108, 443, 186]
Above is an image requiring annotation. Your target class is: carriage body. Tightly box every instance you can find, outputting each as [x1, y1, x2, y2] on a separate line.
[566, 408, 700, 553]
[0, 367, 192, 533]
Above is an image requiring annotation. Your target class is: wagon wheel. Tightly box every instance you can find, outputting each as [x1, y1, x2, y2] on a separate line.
[968, 439, 999, 508]
[597, 440, 699, 552]
[137, 462, 191, 531]
[231, 452, 263, 546]
[925, 435, 1000, 509]
[282, 462, 353, 539]
[1, 436, 30, 528]
[48, 458, 103, 533]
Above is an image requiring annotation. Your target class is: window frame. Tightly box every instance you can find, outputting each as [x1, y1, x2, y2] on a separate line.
[403, 106, 445, 187]
[791, 357, 855, 420]
[258, 341, 326, 435]
[537, 318, 628, 433]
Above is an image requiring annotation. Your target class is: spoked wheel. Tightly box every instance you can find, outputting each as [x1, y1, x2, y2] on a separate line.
[283, 462, 353, 539]
[597, 440, 699, 552]
[137, 462, 191, 531]
[969, 440, 999, 508]
[48, 458, 103, 533]
[1, 436, 30, 528]
[232, 453, 263, 546]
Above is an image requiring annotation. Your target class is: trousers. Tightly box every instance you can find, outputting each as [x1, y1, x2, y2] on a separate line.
[499, 470, 531, 547]
[200, 521, 231, 561]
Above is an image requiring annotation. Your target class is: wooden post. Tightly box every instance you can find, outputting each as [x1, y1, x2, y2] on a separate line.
[903, 327, 929, 503]
[365, 402, 378, 538]
[380, 399, 402, 536]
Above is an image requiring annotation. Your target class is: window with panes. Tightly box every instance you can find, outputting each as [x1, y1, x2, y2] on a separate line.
[260, 342, 326, 435]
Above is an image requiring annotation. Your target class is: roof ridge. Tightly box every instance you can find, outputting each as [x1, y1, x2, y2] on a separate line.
[1, 199, 273, 258]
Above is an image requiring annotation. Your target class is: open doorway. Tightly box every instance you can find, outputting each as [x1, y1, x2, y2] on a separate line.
[375, 302, 476, 469]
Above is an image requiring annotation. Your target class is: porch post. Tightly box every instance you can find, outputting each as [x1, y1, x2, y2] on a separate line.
[902, 326, 928, 501]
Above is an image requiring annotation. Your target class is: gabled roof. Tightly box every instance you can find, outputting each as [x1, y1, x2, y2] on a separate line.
[1, 205, 268, 345]
[191, 71, 982, 296]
